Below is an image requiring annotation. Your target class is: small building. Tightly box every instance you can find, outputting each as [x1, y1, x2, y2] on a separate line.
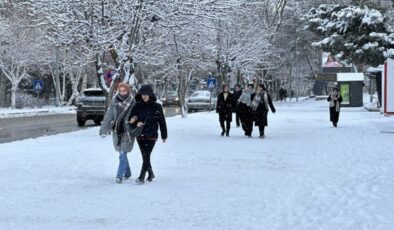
[336, 73, 364, 107]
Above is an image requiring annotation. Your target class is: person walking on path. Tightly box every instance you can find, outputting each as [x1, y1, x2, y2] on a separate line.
[129, 85, 167, 184]
[216, 85, 234, 137]
[232, 84, 242, 127]
[99, 83, 143, 184]
[251, 84, 276, 138]
[238, 84, 254, 137]
[327, 87, 343, 127]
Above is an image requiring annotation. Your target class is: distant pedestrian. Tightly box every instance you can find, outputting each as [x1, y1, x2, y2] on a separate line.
[129, 85, 167, 184]
[279, 87, 287, 102]
[216, 85, 234, 136]
[327, 87, 342, 127]
[232, 84, 242, 127]
[99, 83, 143, 184]
[238, 84, 254, 137]
[251, 84, 276, 138]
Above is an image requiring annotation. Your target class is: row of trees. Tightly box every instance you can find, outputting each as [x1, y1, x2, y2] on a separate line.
[1, 0, 393, 114]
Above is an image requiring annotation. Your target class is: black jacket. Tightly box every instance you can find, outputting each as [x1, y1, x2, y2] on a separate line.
[251, 92, 275, 126]
[232, 90, 242, 112]
[216, 92, 234, 122]
[130, 85, 168, 140]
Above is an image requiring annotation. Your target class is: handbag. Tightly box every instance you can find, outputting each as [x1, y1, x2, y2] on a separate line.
[128, 123, 143, 137]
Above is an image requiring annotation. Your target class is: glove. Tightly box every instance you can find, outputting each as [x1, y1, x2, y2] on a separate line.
[100, 134, 106, 138]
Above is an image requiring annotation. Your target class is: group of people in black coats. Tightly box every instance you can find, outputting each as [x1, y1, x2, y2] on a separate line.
[216, 83, 276, 138]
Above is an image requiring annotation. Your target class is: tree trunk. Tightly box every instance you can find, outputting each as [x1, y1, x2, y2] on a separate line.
[66, 69, 82, 106]
[81, 74, 87, 90]
[61, 73, 66, 102]
[0, 75, 6, 107]
[10, 84, 17, 109]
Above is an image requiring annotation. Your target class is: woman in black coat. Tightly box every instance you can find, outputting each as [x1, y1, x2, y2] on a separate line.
[251, 84, 276, 138]
[327, 87, 343, 127]
[232, 84, 242, 127]
[216, 85, 234, 136]
[129, 85, 167, 184]
[238, 84, 255, 137]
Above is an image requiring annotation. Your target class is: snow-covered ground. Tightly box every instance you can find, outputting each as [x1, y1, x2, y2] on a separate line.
[0, 106, 76, 118]
[0, 98, 393, 230]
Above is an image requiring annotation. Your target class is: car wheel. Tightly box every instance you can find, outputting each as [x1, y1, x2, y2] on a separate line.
[77, 119, 86, 127]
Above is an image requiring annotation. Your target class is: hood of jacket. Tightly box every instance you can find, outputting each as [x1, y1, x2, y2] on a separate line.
[135, 85, 157, 103]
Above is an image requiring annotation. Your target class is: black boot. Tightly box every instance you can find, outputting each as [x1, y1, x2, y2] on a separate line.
[226, 121, 230, 137]
[135, 169, 146, 185]
[259, 126, 265, 138]
[147, 168, 155, 182]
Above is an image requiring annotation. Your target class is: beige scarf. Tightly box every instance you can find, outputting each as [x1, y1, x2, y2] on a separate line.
[251, 91, 270, 111]
[329, 92, 340, 112]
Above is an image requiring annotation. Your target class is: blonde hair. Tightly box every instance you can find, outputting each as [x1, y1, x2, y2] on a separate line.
[117, 83, 131, 94]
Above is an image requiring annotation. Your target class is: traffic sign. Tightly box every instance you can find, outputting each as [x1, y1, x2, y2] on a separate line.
[33, 80, 44, 92]
[207, 78, 216, 89]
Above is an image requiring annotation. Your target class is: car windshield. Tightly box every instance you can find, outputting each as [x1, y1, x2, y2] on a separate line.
[166, 91, 177, 96]
[83, 90, 105, 97]
[191, 92, 210, 97]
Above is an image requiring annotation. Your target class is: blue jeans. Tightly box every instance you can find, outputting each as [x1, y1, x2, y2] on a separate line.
[116, 152, 131, 179]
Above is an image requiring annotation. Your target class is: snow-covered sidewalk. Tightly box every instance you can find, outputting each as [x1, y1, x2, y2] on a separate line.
[0, 99, 393, 230]
[0, 106, 76, 119]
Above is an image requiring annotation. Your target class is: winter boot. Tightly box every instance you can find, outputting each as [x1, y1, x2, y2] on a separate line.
[226, 122, 230, 137]
[259, 127, 265, 138]
[115, 177, 122, 184]
[123, 175, 131, 180]
[147, 168, 155, 182]
[221, 130, 225, 136]
[135, 178, 144, 185]
[135, 169, 146, 184]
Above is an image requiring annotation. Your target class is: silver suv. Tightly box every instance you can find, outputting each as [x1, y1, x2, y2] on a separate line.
[76, 88, 106, 127]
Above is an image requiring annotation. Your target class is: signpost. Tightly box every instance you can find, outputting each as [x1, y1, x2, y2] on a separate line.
[33, 80, 44, 108]
[207, 78, 216, 112]
[207, 78, 216, 89]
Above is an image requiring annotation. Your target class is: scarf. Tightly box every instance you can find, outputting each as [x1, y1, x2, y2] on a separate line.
[251, 91, 270, 111]
[238, 89, 254, 106]
[329, 92, 340, 112]
[114, 94, 133, 135]
[251, 94, 261, 111]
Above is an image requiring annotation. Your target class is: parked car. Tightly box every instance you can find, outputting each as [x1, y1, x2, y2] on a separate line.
[186, 90, 216, 112]
[76, 88, 106, 127]
[162, 91, 180, 106]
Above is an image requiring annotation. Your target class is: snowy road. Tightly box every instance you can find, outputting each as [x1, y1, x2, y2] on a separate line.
[0, 98, 393, 230]
[0, 107, 181, 143]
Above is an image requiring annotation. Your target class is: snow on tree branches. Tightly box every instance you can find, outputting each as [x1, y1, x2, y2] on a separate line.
[304, 4, 394, 66]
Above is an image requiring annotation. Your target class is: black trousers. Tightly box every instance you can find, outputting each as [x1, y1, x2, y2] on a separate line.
[258, 125, 265, 136]
[137, 139, 156, 179]
[329, 108, 340, 123]
[242, 118, 253, 136]
[235, 112, 240, 126]
[220, 120, 231, 134]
